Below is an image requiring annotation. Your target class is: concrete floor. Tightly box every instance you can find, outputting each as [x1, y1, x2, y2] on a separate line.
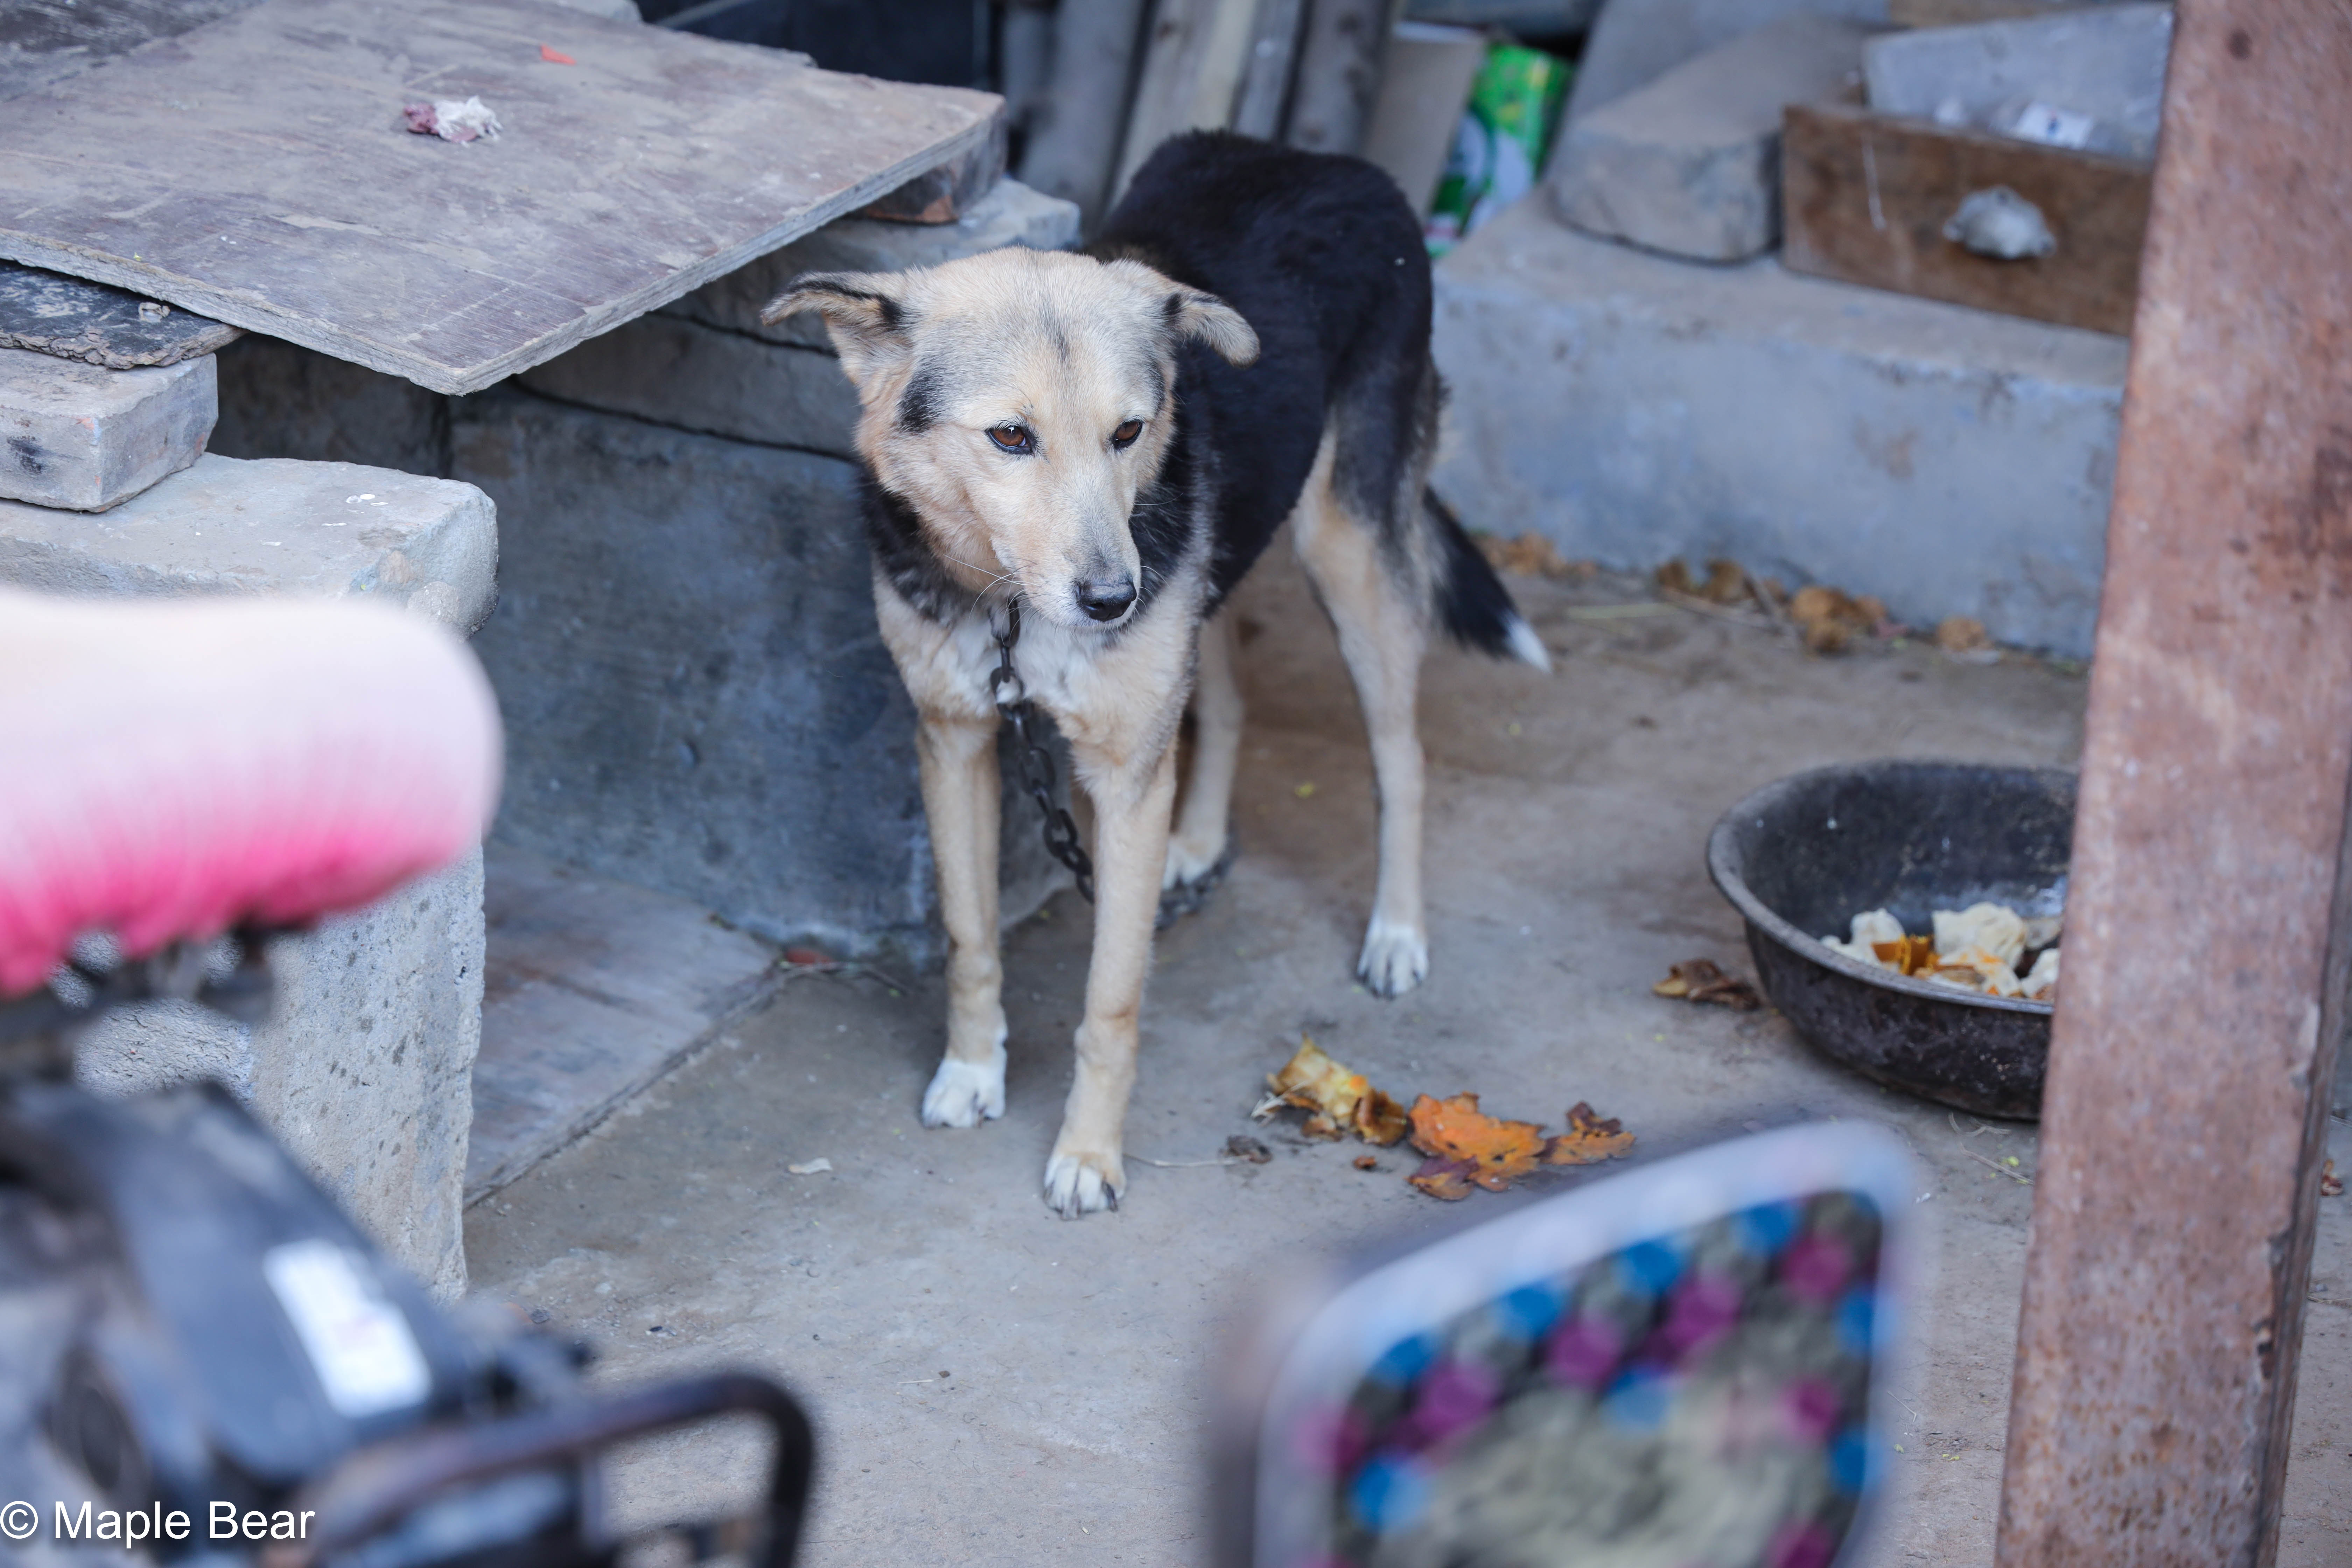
[465, 551, 2352, 1567]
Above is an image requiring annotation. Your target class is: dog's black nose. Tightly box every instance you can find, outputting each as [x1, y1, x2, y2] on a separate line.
[1076, 577, 1137, 622]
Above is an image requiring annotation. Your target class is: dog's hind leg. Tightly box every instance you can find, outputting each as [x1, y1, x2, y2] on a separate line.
[913, 711, 1010, 1127]
[1161, 609, 1241, 915]
[1291, 443, 1433, 999]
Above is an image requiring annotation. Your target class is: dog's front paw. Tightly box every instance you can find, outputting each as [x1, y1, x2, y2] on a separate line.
[920, 1042, 1007, 1128]
[1356, 917, 1429, 999]
[1042, 1147, 1127, 1218]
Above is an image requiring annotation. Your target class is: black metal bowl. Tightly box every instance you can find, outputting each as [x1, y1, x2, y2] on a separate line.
[1707, 761, 2074, 1121]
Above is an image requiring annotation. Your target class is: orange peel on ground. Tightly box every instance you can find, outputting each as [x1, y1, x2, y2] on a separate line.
[1255, 1037, 1407, 1145]
[1407, 1093, 1636, 1200]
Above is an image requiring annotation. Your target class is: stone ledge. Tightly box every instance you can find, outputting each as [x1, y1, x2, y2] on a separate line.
[0, 345, 216, 511]
[0, 453, 497, 633]
[1431, 204, 2126, 656]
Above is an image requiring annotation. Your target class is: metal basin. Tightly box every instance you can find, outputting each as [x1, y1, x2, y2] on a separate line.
[1707, 761, 2074, 1121]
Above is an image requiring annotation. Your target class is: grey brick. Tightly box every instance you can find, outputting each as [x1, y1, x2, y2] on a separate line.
[1547, 14, 1871, 261]
[0, 344, 216, 511]
[519, 313, 861, 460]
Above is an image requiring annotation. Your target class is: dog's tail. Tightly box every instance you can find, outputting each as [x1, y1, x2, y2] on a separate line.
[1424, 487, 1553, 673]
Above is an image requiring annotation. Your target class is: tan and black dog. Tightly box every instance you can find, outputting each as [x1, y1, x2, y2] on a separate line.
[768, 132, 1545, 1217]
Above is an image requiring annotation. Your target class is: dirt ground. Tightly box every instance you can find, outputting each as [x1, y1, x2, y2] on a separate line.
[466, 550, 2352, 1567]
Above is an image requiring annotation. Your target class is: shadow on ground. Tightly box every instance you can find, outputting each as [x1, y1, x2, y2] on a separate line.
[465, 549, 2352, 1567]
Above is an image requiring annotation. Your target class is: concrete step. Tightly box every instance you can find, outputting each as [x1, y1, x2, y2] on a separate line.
[0, 451, 496, 632]
[0, 344, 216, 511]
[1430, 203, 2127, 657]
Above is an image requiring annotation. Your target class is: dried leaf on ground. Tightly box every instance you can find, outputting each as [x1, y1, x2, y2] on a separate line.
[1546, 1102, 1637, 1165]
[1480, 531, 1594, 580]
[2325, 1160, 2343, 1198]
[1225, 1134, 1272, 1164]
[1353, 1155, 1380, 1172]
[1255, 1037, 1407, 1144]
[1937, 615, 1996, 661]
[1788, 586, 1883, 654]
[1657, 558, 1752, 606]
[1409, 1156, 1480, 1200]
[1653, 958, 1762, 1009]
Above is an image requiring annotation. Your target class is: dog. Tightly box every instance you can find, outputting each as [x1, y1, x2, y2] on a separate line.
[766, 132, 1547, 1217]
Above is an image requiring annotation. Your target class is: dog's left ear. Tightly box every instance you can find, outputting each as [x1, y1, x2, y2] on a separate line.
[761, 270, 914, 385]
[1163, 289, 1259, 366]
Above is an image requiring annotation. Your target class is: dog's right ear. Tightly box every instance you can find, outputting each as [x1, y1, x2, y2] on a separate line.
[761, 271, 912, 386]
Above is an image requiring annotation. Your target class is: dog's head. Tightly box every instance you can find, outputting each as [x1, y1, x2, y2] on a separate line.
[763, 248, 1257, 631]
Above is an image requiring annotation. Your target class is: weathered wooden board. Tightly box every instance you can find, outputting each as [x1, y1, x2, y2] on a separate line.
[0, 0, 999, 394]
[0, 0, 259, 104]
[0, 262, 241, 368]
[1781, 101, 2152, 337]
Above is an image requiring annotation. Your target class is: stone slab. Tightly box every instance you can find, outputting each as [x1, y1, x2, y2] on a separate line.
[1429, 201, 2126, 656]
[1547, 14, 1871, 261]
[468, 845, 781, 1200]
[0, 261, 241, 369]
[519, 315, 861, 461]
[0, 0, 1001, 395]
[667, 177, 1081, 351]
[1563, 0, 1889, 126]
[451, 391, 1066, 962]
[0, 453, 497, 634]
[1863, 3, 2172, 159]
[0, 346, 216, 511]
[72, 849, 484, 1301]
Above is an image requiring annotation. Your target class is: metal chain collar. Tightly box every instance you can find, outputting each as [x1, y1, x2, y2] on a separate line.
[990, 600, 1095, 903]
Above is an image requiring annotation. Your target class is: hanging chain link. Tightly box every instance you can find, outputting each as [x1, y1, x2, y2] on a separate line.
[990, 600, 1095, 903]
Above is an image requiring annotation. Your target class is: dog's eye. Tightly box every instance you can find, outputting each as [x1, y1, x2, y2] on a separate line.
[1111, 420, 1143, 449]
[986, 424, 1035, 454]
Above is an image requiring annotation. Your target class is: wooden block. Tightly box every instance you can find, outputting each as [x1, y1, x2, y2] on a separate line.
[0, 262, 241, 369]
[0, 0, 1000, 395]
[856, 110, 1008, 223]
[1780, 101, 2151, 337]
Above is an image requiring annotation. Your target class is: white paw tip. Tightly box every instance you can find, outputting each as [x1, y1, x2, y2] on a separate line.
[1042, 1152, 1125, 1218]
[920, 1047, 1006, 1129]
[1356, 920, 1430, 999]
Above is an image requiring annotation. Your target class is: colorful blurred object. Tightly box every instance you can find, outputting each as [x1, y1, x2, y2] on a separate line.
[1427, 42, 1574, 255]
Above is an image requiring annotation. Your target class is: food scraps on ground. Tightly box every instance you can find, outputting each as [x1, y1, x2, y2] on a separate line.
[1224, 1133, 1273, 1164]
[1652, 958, 1763, 1010]
[1353, 1155, 1380, 1172]
[786, 1158, 832, 1176]
[1405, 1094, 1634, 1200]
[1823, 901, 2061, 1000]
[1253, 1037, 1407, 1145]
[403, 96, 502, 143]
[1656, 558, 1754, 606]
[1479, 531, 1595, 580]
[2324, 1160, 2343, 1198]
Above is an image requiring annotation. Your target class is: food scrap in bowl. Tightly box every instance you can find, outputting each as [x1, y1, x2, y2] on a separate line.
[1821, 901, 2060, 1001]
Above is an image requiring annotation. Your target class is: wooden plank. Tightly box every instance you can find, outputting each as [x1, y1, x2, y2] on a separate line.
[0, 0, 999, 394]
[0, 0, 259, 104]
[0, 262, 240, 368]
[1117, 0, 1271, 192]
[1781, 100, 2152, 337]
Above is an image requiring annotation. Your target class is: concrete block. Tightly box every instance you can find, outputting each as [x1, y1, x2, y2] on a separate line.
[1564, 0, 1889, 126]
[0, 345, 216, 511]
[0, 453, 498, 634]
[1864, 4, 2172, 160]
[1548, 14, 1870, 261]
[518, 314, 861, 461]
[74, 849, 485, 1301]
[669, 176, 1082, 350]
[451, 391, 1064, 962]
[1429, 202, 2126, 656]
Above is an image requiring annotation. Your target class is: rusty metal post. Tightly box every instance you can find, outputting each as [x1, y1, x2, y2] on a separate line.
[1994, 4, 2352, 1564]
